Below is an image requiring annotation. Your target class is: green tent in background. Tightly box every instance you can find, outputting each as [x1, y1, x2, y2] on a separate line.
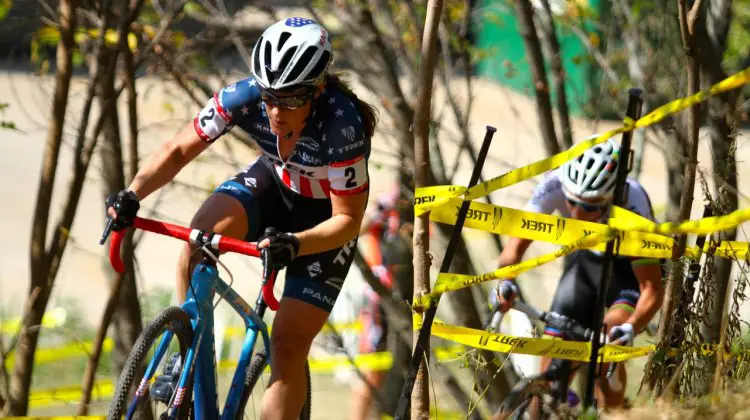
[474, 0, 610, 118]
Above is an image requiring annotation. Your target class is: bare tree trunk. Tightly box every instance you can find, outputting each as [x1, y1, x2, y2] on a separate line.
[7, 0, 76, 414]
[693, 0, 737, 392]
[513, 0, 560, 156]
[411, 1, 444, 417]
[645, 0, 705, 396]
[539, 0, 573, 149]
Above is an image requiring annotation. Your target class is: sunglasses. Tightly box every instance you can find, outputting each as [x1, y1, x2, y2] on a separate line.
[260, 88, 315, 110]
[565, 198, 608, 213]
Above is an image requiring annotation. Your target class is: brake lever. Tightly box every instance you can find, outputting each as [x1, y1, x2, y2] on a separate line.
[99, 216, 114, 245]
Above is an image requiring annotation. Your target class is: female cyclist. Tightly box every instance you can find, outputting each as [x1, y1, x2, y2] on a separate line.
[105, 17, 378, 419]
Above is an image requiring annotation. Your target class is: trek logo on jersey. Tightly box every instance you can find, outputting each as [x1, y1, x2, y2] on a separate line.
[641, 240, 670, 250]
[333, 239, 357, 265]
[521, 219, 553, 234]
[337, 140, 364, 155]
[253, 123, 273, 134]
[415, 195, 435, 205]
[244, 177, 257, 188]
[491, 208, 503, 230]
[341, 126, 356, 142]
[302, 287, 335, 306]
[298, 136, 319, 151]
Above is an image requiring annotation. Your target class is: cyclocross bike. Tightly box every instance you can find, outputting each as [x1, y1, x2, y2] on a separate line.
[101, 216, 311, 419]
[485, 300, 621, 420]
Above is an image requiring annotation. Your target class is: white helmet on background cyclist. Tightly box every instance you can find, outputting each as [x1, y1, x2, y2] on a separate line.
[559, 136, 620, 201]
[251, 17, 333, 91]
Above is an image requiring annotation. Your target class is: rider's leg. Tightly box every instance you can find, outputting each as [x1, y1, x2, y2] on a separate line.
[176, 193, 248, 302]
[261, 297, 329, 420]
[261, 235, 354, 420]
[595, 305, 633, 409]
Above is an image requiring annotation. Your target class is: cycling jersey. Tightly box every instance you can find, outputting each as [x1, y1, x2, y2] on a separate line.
[525, 170, 654, 222]
[197, 76, 371, 313]
[523, 169, 656, 338]
[194, 76, 371, 199]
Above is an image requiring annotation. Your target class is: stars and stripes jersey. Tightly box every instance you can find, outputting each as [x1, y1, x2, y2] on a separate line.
[193, 76, 371, 199]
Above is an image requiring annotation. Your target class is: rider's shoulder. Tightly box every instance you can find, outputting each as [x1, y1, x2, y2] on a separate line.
[217, 76, 262, 115]
[317, 83, 367, 145]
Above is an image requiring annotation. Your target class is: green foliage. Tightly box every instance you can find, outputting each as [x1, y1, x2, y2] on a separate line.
[0, 102, 18, 132]
[725, 2, 750, 72]
[0, 0, 11, 22]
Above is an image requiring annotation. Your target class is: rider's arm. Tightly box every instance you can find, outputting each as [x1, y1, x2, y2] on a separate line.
[128, 123, 210, 200]
[627, 259, 664, 332]
[296, 190, 368, 256]
[129, 80, 253, 200]
[497, 236, 534, 275]
[296, 106, 371, 256]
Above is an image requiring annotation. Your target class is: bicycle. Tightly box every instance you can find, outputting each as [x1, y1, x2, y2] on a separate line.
[101, 216, 312, 420]
[485, 300, 621, 420]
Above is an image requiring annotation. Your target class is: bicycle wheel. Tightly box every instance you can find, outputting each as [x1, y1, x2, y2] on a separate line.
[236, 346, 312, 420]
[494, 378, 546, 420]
[108, 306, 195, 420]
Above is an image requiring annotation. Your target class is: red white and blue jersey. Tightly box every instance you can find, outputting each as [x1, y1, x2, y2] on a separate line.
[193, 76, 370, 199]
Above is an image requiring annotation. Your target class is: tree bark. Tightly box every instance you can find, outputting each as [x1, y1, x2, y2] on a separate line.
[513, 0, 560, 156]
[8, 0, 76, 414]
[644, 0, 705, 396]
[411, 0, 444, 417]
[539, 0, 573, 149]
[694, 0, 737, 393]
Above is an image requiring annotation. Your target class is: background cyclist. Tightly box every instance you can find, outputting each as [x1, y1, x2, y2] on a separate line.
[105, 17, 378, 419]
[352, 183, 413, 419]
[493, 136, 664, 409]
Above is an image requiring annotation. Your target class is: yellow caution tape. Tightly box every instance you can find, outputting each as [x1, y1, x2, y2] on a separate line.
[4, 338, 115, 370]
[1, 307, 67, 335]
[414, 231, 614, 307]
[4, 418, 105, 420]
[412, 316, 649, 363]
[428, 198, 675, 258]
[28, 380, 114, 410]
[610, 205, 750, 237]
[414, 65, 750, 217]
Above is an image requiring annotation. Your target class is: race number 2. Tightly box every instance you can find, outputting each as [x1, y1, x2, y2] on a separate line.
[330, 156, 368, 195]
[194, 94, 231, 142]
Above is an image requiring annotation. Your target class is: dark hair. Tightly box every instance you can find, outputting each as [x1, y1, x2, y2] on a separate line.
[325, 72, 379, 139]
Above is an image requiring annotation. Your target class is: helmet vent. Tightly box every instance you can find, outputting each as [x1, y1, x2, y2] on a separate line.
[277, 32, 292, 51]
[287, 46, 318, 83]
[309, 50, 331, 80]
[253, 37, 263, 75]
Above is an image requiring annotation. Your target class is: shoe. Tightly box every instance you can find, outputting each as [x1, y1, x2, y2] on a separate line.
[151, 354, 182, 404]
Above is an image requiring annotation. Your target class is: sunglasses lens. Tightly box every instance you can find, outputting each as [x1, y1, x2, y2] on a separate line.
[567, 198, 603, 212]
[260, 89, 311, 109]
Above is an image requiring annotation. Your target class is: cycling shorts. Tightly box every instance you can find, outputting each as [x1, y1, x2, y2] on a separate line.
[544, 250, 641, 339]
[214, 157, 358, 313]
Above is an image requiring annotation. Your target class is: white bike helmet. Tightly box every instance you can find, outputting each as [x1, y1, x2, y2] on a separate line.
[251, 17, 333, 91]
[560, 136, 621, 200]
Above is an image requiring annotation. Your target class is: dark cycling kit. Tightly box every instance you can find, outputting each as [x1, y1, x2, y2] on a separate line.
[525, 170, 656, 337]
[194, 76, 370, 312]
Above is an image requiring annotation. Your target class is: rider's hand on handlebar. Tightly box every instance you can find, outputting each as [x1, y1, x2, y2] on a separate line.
[494, 280, 519, 314]
[609, 322, 635, 346]
[105, 190, 140, 231]
[258, 227, 300, 269]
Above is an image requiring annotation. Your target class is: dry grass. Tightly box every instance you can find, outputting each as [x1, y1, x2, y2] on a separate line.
[604, 389, 750, 420]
